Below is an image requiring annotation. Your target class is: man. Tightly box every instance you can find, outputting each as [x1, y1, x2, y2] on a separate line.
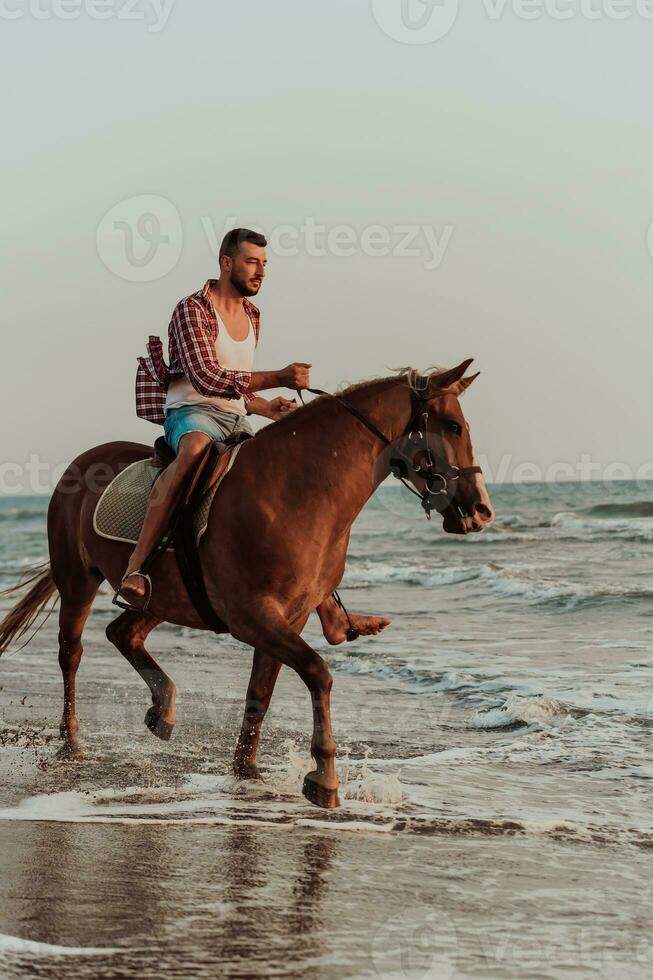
[120, 228, 390, 645]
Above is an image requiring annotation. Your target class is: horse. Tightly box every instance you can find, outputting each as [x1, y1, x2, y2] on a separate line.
[0, 360, 494, 809]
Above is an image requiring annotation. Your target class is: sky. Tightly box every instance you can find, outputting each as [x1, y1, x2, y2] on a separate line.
[2, 0, 653, 492]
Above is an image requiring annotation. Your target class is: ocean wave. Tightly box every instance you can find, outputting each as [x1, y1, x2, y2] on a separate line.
[468, 696, 571, 730]
[0, 555, 48, 572]
[0, 508, 47, 523]
[480, 563, 653, 607]
[0, 787, 592, 842]
[474, 526, 541, 543]
[480, 563, 587, 604]
[550, 511, 653, 541]
[342, 558, 653, 607]
[581, 501, 653, 519]
[492, 514, 524, 528]
[330, 653, 479, 693]
[342, 561, 480, 589]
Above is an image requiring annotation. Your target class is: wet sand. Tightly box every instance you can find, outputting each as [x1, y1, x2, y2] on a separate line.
[3, 480, 653, 978]
[1, 593, 653, 980]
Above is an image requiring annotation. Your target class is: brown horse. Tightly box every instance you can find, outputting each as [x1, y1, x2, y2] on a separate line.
[0, 361, 493, 808]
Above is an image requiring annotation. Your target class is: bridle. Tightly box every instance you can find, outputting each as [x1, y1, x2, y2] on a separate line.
[299, 377, 483, 521]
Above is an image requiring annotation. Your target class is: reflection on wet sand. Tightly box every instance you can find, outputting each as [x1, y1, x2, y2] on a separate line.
[0, 818, 340, 979]
[209, 826, 338, 972]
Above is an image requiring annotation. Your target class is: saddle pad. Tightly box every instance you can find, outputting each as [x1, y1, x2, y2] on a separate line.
[93, 445, 242, 547]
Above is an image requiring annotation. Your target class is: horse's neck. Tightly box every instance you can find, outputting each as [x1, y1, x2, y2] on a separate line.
[342, 379, 412, 445]
[262, 379, 412, 529]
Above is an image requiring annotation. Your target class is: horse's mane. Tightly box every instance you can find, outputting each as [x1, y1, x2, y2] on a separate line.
[255, 368, 441, 439]
[340, 366, 443, 396]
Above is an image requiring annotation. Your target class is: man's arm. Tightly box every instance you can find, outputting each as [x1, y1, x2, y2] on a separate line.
[246, 363, 312, 395]
[172, 299, 251, 399]
[173, 300, 311, 399]
[173, 299, 312, 406]
[246, 395, 298, 421]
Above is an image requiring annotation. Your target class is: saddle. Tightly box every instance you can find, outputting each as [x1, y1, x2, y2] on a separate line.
[120, 432, 252, 632]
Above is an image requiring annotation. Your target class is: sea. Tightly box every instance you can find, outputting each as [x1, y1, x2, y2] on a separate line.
[0, 480, 652, 980]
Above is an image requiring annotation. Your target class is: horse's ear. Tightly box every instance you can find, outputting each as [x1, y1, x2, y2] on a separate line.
[451, 371, 480, 396]
[430, 359, 474, 392]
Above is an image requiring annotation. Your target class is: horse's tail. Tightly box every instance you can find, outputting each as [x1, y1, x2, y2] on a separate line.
[0, 563, 58, 655]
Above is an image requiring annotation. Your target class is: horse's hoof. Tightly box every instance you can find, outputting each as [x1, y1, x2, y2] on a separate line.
[56, 743, 84, 761]
[144, 707, 174, 742]
[302, 774, 340, 809]
[233, 761, 261, 780]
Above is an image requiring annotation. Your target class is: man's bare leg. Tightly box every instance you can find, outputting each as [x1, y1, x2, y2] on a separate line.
[120, 432, 211, 598]
[316, 597, 391, 646]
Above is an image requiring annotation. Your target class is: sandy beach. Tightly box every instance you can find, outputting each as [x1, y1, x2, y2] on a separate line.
[2, 484, 653, 978]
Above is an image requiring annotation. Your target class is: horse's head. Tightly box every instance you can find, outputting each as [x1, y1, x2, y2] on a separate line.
[396, 360, 494, 535]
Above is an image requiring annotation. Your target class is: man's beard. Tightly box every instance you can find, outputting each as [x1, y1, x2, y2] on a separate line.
[231, 271, 261, 297]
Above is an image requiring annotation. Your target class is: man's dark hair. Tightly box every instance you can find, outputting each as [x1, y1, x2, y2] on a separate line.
[219, 228, 267, 260]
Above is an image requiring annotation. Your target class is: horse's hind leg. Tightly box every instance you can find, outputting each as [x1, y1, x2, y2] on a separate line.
[58, 584, 101, 759]
[105, 610, 176, 741]
[233, 649, 282, 779]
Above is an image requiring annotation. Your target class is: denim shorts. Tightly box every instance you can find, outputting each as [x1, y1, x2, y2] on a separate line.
[163, 403, 253, 455]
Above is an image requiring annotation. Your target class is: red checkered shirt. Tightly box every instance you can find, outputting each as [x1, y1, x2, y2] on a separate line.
[135, 280, 261, 425]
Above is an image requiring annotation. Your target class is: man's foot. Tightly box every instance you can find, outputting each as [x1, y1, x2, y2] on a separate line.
[323, 613, 392, 646]
[119, 571, 148, 599]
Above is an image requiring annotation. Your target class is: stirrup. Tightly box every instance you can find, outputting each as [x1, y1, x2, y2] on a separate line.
[112, 571, 153, 614]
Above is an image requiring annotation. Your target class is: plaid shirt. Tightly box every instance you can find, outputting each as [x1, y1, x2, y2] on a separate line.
[135, 280, 260, 425]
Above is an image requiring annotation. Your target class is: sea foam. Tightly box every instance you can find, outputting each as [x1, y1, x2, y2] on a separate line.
[0, 932, 118, 956]
[468, 695, 570, 730]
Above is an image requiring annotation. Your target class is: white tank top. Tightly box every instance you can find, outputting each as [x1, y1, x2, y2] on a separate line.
[165, 313, 256, 417]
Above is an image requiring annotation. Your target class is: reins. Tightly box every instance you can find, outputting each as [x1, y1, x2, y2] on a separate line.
[298, 380, 482, 521]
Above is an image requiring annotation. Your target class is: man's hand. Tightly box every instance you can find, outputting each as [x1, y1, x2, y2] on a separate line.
[267, 396, 298, 421]
[246, 395, 298, 421]
[278, 362, 312, 391]
[246, 364, 312, 397]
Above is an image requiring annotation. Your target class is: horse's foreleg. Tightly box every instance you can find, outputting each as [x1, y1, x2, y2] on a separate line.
[232, 610, 339, 809]
[316, 596, 393, 646]
[105, 610, 175, 741]
[233, 649, 282, 779]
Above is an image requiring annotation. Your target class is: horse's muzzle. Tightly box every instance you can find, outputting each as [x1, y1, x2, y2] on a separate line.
[442, 501, 494, 535]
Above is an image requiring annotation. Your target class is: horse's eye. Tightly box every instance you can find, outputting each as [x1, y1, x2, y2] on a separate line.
[445, 421, 462, 435]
